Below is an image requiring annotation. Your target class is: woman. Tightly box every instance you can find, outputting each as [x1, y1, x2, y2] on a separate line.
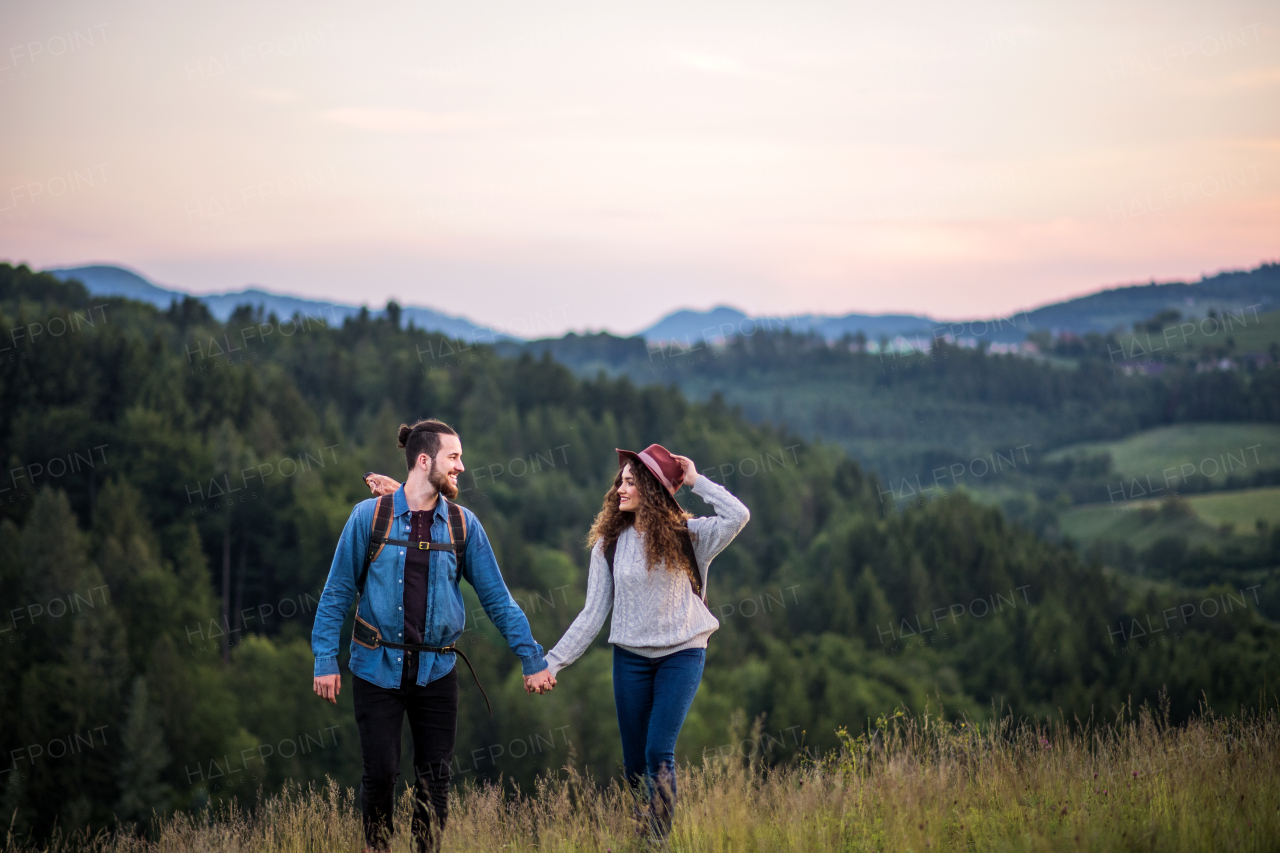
[543, 444, 750, 840]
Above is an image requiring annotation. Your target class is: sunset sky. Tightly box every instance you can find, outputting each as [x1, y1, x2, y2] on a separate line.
[1, 0, 1276, 335]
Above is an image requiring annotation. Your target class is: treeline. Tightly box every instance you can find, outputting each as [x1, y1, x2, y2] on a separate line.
[519, 325, 1280, 514]
[1, 263, 1277, 840]
[647, 325, 1280, 430]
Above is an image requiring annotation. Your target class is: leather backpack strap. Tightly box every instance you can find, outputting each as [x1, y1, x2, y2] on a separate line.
[447, 501, 467, 579]
[604, 537, 618, 580]
[357, 495, 395, 597]
[680, 527, 703, 600]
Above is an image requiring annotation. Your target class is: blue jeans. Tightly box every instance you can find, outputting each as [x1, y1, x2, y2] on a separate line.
[613, 645, 706, 838]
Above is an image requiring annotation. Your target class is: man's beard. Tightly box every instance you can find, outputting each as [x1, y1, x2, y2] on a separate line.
[429, 460, 459, 500]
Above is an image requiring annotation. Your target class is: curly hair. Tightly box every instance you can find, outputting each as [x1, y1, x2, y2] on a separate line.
[588, 460, 696, 582]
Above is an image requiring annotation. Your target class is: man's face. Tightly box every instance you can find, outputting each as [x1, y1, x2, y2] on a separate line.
[424, 434, 464, 499]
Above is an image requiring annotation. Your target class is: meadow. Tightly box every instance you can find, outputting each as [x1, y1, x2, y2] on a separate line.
[8, 705, 1276, 853]
[1056, 485, 1280, 550]
[1045, 424, 1280, 487]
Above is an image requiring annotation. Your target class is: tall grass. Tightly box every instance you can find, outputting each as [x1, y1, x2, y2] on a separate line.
[9, 702, 1278, 852]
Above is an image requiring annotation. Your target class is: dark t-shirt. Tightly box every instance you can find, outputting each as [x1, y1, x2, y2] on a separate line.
[402, 509, 433, 682]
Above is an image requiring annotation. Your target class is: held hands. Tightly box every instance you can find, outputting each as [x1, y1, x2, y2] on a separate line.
[313, 674, 342, 704]
[673, 455, 699, 487]
[364, 473, 401, 497]
[318, 670, 554, 700]
[524, 668, 556, 695]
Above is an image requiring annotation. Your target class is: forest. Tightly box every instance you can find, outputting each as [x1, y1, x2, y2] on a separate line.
[2, 262, 1277, 839]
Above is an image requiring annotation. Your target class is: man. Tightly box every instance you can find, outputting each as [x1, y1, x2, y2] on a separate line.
[312, 418, 555, 853]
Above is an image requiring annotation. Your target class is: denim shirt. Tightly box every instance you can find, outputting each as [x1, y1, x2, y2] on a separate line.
[312, 487, 547, 688]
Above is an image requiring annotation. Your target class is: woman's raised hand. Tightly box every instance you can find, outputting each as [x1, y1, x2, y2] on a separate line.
[673, 455, 699, 487]
[363, 473, 401, 497]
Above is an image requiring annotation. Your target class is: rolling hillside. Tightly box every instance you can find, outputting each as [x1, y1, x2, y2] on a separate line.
[44, 259, 1280, 349]
[45, 264, 502, 340]
[1046, 423, 1280, 486]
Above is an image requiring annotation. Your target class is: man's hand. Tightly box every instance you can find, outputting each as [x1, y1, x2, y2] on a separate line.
[524, 669, 556, 695]
[673, 455, 699, 487]
[363, 473, 401, 497]
[314, 674, 342, 704]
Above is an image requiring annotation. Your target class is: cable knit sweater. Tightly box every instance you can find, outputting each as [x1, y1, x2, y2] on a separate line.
[544, 476, 750, 676]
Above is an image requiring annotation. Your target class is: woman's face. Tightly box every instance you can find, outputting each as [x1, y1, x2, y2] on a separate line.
[618, 464, 641, 512]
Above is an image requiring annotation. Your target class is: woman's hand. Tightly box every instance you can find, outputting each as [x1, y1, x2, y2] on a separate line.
[524, 669, 556, 695]
[363, 473, 401, 497]
[673, 455, 699, 487]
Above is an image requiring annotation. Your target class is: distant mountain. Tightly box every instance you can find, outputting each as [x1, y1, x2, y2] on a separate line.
[637, 262, 1280, 345]
[639, 305, 937, 344]
[1018, 263, 1280, 338]
[45, 264, 507, 341]
[46, 259, 1280, 349]
[45, 264, 180, 308]
[642, 306, 761, 342]
[803, 313, 939, 340]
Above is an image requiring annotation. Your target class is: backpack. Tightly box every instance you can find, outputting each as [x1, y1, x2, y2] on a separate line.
[356, 494, 467, 593]
[350, 495, 491, 714]
[603, 526, 703, 600]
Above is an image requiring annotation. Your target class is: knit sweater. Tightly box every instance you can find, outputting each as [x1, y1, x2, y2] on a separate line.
[544, 476, 750, 676]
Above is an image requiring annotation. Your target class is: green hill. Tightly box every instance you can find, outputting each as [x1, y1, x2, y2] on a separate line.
[1060, 486, 1280, 544]
[1047, 423, 1280, 485]
[1189, 486, 1280, 529]
[1020, 261, 1280, 338]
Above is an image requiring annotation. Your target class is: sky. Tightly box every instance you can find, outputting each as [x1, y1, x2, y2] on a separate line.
[1, 0, 1276, 336]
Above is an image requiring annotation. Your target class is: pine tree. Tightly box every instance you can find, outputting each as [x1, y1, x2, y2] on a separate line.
[16, 489, 129, 836]
[852, 564, 895, 647]
[115, 677, 171, 827]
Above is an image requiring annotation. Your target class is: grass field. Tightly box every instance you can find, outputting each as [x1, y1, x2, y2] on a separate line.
[14, 707, 1277, 853]
[1056, 502, 1217, 551]
[1211, 307, 1280, 353]
[1183, 487, 1280, 531]
[1111, 308, 1280, 360]
[1047, 423, 1280, 484]
[1057, 485, 1280, 548]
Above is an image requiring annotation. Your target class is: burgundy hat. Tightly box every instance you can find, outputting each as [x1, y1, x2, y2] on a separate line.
[617, 444, 685, 506]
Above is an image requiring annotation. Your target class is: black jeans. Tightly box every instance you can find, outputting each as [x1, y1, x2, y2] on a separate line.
[354, 661, 458, 853]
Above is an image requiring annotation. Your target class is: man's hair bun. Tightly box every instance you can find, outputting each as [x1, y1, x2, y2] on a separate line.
[396, 419, 458, 470]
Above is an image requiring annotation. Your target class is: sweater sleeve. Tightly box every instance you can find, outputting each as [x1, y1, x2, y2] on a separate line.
[543, 542, 614, 677]
[686, 476, 751, 588]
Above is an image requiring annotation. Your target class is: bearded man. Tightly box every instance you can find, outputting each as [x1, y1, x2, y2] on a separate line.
[311, 418, 554, 853]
